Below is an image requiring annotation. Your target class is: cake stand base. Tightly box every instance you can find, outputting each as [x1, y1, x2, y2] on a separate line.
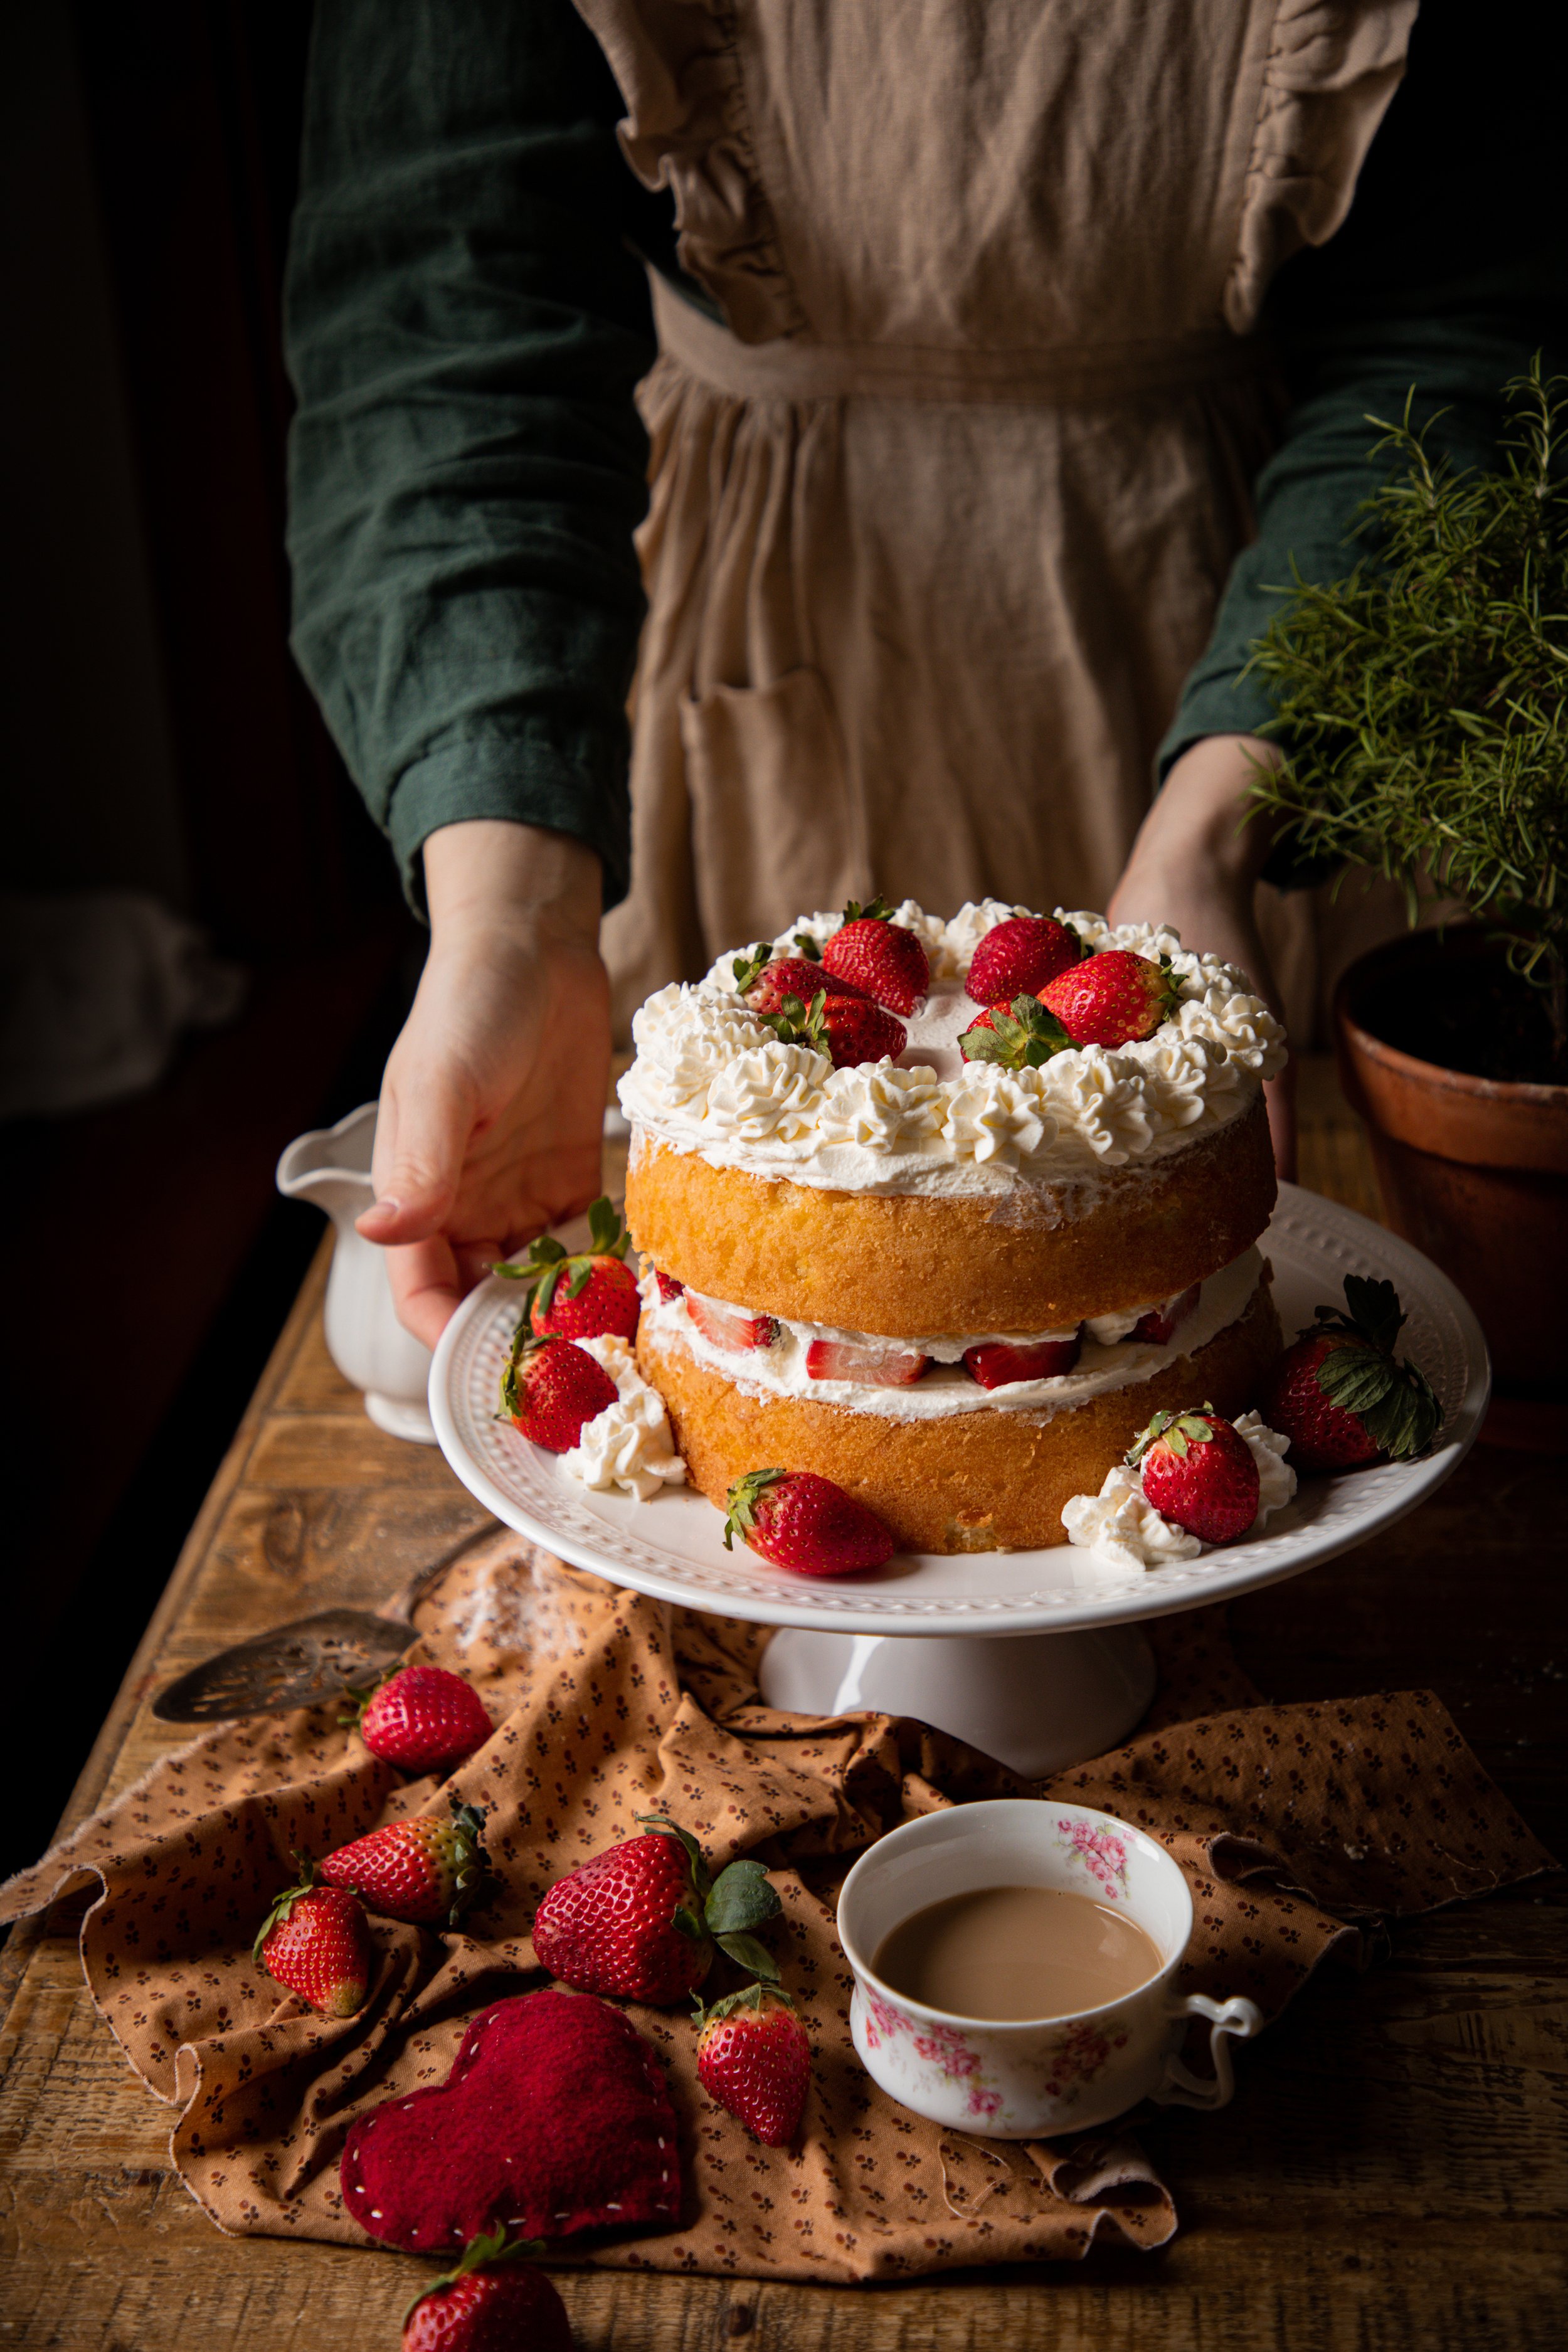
[757, 1623, 1157, 1779]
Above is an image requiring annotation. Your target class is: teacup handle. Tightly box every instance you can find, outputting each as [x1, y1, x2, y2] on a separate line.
[1153, 1994, 1264, 2110]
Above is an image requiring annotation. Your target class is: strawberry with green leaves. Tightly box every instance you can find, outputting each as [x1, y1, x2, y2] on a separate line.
[821, 896, 930, 1014]
[499, 1330, 618, 1448]
[724, 1468, 896, 1577]
[494, 1195, 640, 1342]
[694, 1984, 811, 2146]
[756, 985, 907, 1069]
[322, 1799, 492, 1927]
[731, 941, 871, 1017]
[960, 993, 1073, 1069]
[1261, 1276, 1441, 1471]
[402, 2227, 571, 2352]
[532, 1815, 783, 2003]
[1126, 1405, 1260, 1544]
[254, 1857, 372, 2018]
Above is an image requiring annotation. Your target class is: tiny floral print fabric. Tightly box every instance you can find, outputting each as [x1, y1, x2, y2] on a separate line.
[0, 1537, 1554, 2282]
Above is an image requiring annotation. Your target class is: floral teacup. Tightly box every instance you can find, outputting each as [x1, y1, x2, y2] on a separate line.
[837, 1799, 1261, 2138]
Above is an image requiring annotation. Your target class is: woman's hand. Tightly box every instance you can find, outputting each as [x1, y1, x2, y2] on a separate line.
[1107, 734, 1296, 1177]
[357, 821, 611, 1347]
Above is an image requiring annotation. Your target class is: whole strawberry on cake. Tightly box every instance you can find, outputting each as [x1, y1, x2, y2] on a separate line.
[618, 898, 1288, 1554]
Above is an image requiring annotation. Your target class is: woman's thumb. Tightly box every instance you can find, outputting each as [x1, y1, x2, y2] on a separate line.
[357, 1072, 467, 1244]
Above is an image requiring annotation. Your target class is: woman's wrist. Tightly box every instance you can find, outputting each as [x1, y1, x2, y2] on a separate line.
[421, 819, 603, 950]
[1139, 735, 1282, 894]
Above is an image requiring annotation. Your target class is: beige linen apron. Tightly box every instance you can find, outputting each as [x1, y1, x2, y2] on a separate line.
[579, 0, 1418, 1037]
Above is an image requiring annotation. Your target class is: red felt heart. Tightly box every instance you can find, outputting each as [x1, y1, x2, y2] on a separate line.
[340, 1989, 681, 2253]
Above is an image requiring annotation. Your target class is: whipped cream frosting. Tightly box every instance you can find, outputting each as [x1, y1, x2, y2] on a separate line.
[560, 1335, 686, 1500]
[618, 900, 1286, 1201]
[1062, 1409, 1296, 1575]
[642, 1249, 1263, 1424]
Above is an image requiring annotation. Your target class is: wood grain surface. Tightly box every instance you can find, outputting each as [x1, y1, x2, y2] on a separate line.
[2, 1062, 1563, 2351]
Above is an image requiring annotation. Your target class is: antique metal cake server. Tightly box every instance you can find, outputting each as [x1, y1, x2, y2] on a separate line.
[151, 1530, 493, 1723]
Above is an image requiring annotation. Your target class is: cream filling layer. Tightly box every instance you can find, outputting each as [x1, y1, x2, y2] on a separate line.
[642, 1249, 1264, 1425]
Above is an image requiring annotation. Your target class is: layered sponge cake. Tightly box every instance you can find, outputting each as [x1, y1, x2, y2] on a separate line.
[622, 901, 1286, 1554]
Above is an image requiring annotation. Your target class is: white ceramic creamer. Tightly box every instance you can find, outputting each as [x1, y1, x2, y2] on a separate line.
[276, 1102, 435, 1444]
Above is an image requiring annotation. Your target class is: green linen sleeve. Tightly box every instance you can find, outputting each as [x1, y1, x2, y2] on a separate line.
[284, 0, 657, 912]
[1157, 0, 1568, 844]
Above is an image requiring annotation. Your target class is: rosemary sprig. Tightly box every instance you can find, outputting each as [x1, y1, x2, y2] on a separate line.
[1244, 358, 1568, 1057]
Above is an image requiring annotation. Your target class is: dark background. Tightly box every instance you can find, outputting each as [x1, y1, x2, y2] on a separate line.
[3, 4, 419, 1874]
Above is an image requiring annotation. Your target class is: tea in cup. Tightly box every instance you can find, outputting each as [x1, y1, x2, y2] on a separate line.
[837, 1799, 1261, 2137]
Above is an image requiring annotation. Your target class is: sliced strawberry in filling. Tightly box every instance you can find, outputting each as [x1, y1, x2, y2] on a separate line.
[963, 1333, 1081, 1389]
[1130, 1282, 1201, 1347]
[686, 1291, 780, 1352]
[805, 1337, 932, 1387]
[654, 1269, 686, 1303]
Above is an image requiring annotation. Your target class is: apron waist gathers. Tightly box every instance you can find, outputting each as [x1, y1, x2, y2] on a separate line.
[652, 272, 1267, 407]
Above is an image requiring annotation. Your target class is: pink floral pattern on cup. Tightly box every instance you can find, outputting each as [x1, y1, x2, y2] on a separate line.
[1056, 1813, 1129, 1899]
[1041, 2015, 1130, 2102]
[863, 1990, 1002, 2119]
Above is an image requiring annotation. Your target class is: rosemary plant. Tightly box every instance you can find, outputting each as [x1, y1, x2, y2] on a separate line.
[1246, 361, 1568, 1059]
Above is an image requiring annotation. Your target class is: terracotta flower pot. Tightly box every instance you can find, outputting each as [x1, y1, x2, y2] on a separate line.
[1334, 932, 1568, 1451]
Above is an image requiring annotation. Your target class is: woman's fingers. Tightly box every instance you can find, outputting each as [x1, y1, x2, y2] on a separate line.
[359, 1058, 470, 1244]
[384, 1232, 467, 1352]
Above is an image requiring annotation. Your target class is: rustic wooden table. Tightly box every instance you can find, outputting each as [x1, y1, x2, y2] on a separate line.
[3, 1061, 1563, 2350]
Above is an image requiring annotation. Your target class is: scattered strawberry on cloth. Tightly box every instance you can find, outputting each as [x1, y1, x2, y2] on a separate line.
[0, 1535, 1553, 2282]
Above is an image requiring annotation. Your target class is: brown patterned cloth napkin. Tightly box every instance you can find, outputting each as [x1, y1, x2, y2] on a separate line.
[1, 1537, 1552, 2280]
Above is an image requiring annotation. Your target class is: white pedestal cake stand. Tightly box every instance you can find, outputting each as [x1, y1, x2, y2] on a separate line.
[429, 1185, 1488, 1777]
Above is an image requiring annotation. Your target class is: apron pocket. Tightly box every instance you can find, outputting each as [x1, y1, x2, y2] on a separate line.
[681, 668, 869, 956]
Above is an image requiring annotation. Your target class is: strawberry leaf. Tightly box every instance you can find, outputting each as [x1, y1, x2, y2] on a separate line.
[1125, 1408, 1176, 1468]
[1315, 1342, 1396, 1416]
[1126, 1404, 1217, 1468]
[253, 1854, 321, 1968]
[407, 2225, 544, 2319]
[1316, 1338, 1442, 1459]
[498, 1314, 541, 1418]
[792, 932, 823, 960]
[670, 1905, 707, 1944]
[705, 1858, 782, 1937]
[694, 1981, 792, 2027]
[1342, 1273, 1405, 1353]
[716, 1931, 782, 1984]
[723, 1468, 788, 1550]
[960, 994, 1072, 1069]
[564, 1259, 595, 1301]
[732, 943, 770, 993]
[842, 895, 894, 924]
[638, 1813, 709, 1900]
[758, 991, 830, 1056]
[586, 1195, 630, 1258]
